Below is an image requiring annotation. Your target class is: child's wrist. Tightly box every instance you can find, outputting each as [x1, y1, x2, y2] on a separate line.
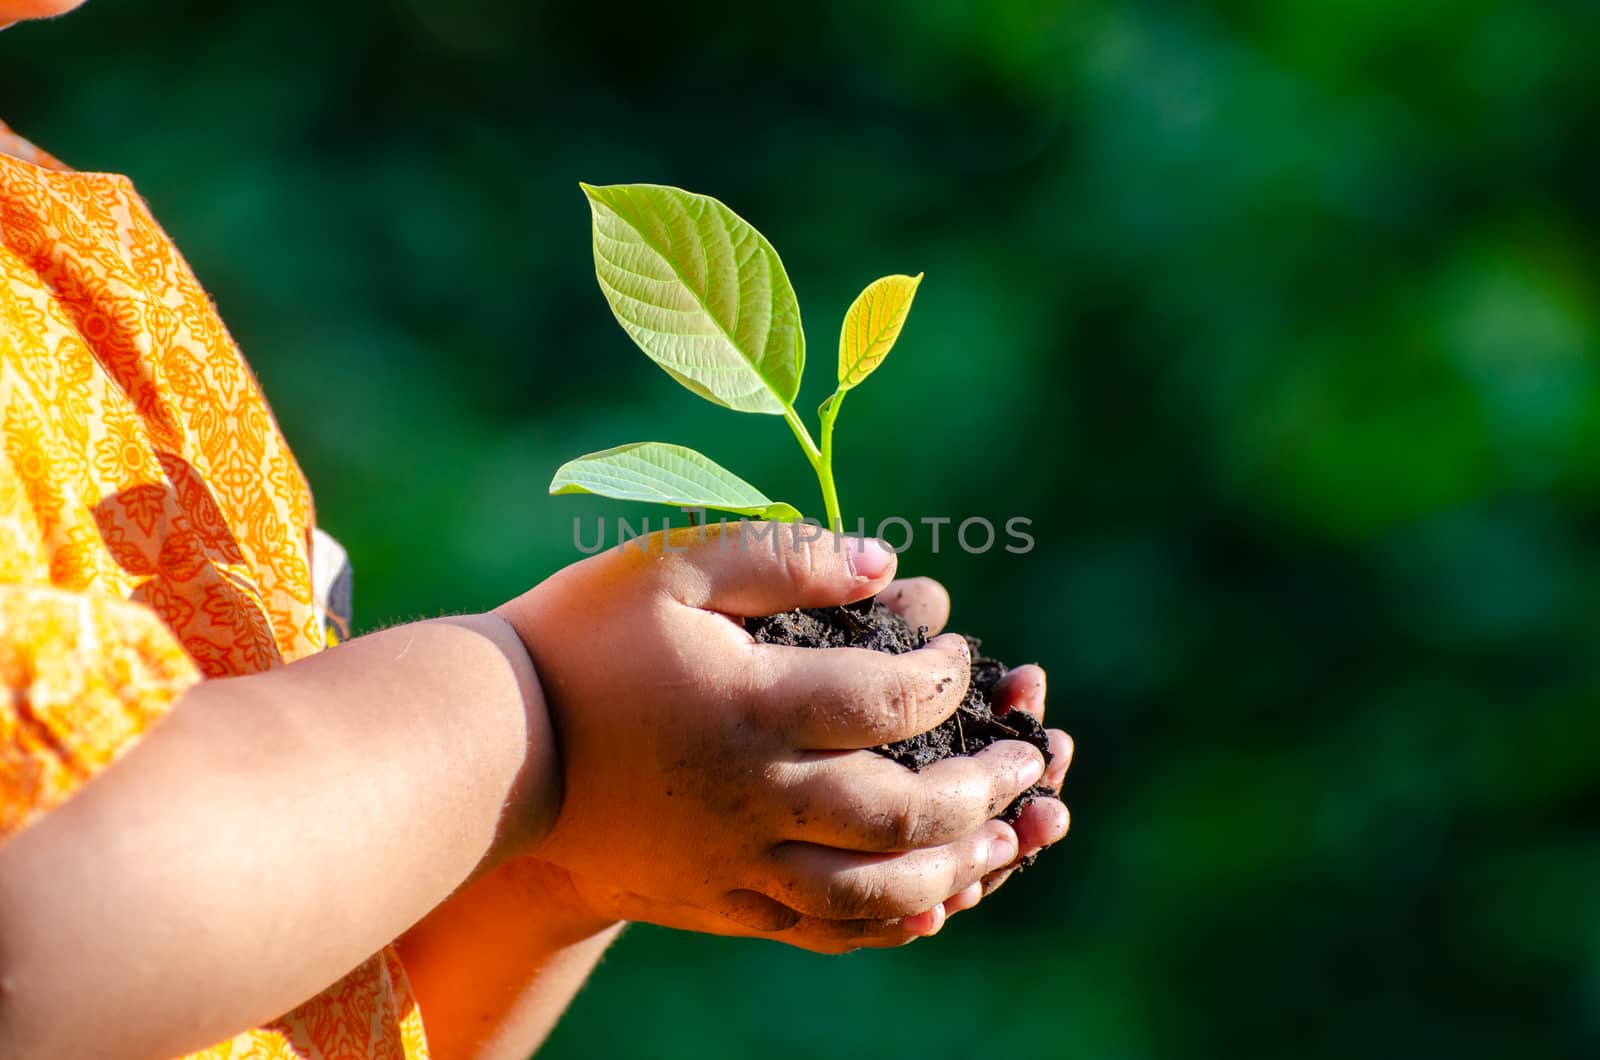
[494, 857, 623, 942]
[442, 611, 564, 866]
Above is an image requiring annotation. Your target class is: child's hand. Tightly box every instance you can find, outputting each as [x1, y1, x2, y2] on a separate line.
[495, 524, 1050, 952]
[882, 577, 1073, 921]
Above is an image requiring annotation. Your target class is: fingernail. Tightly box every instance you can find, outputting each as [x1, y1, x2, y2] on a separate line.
[1021, 753, 1046, 788]
[987, 831, 1019, 871]
[846, 537, 894, 580]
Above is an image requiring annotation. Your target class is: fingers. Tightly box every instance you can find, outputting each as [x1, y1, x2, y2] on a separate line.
[592, 886, 938, 954]
[924, 793, 1072, 923]
[979, 796, 1070, 899]
[766, 819, 1019, 920]
[773, 911, 934, 954]
[716, 889, 805, 932]
[788, 740, 1046, 850]
[763, 633, 972, 748]
[898, 903, 946, 938]
[942, 880, 983, 916]
[916, 794, 1073, 927]
[991, 663, 1046, 721]
[992, 663, 1072, 787]
[1046, 729, 1073, 791]
[657, 522, 897, 616]
[878, 577, 950, 635]
[1012, 796, 1070, 854]
[713, 893, 951, 953]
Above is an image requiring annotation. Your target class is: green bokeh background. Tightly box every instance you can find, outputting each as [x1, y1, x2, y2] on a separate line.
[7, 1, 1598, 1056]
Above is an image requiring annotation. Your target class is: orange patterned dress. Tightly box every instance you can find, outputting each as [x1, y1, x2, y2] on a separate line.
[0, 120, 429, 1058]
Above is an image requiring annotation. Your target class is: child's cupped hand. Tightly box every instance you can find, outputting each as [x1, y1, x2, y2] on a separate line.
[495, 522, 1071, 952]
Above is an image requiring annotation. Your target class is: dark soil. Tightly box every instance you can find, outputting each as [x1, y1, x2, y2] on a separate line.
[746, 596, 1055, 867]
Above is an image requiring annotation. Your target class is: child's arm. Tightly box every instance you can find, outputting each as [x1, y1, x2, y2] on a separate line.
[394, 856, 624, 1060]
[0, 526, 1059, 1059]
[0, 612, 552, 1059]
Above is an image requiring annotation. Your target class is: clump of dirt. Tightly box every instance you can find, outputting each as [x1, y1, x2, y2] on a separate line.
[746, 597, 1055, 865]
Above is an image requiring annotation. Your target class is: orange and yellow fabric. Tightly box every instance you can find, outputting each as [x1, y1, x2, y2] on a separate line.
[0, 119, 429, 1058]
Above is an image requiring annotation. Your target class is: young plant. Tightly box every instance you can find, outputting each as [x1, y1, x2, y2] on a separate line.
[549, 183, 922, 532]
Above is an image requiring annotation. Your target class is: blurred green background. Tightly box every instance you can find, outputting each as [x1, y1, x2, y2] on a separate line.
[7, 0, 1599, 1056]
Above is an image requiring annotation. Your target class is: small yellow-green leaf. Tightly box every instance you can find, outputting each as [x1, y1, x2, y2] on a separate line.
[837, 273, 922, 391]
[550, 442, 802, 520]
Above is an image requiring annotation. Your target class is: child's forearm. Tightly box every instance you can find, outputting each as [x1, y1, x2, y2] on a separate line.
[0, 614, 559, 1060]
[396, 857, 623, 1060]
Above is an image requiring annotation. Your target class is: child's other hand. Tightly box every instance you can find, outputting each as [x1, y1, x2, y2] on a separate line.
[881, 577, 1073, 921]
[495, 523, 1049, 952]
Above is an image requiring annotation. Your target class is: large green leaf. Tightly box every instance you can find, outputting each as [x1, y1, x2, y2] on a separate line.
[582, 183, 805, 415]
[837, 273, 922, 391]
[549, 442, 802, 520]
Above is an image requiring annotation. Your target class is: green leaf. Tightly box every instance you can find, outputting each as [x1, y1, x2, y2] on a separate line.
[549, 442, 802, 520]
[837, 273, 922, 391]
[581, 183, 805, 415]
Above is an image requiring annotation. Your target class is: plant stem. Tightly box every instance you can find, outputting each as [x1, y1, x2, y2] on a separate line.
[816, 438, 841, 533]
[781, 405, 821, 463]
[782, 403, 841, 532]
[816, 393, 844, 533]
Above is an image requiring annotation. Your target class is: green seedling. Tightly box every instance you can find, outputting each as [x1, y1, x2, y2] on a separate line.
[549, 183, 922, 532]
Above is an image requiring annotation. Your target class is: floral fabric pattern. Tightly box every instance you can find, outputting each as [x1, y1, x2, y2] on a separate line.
[0, 120, 428, 1059]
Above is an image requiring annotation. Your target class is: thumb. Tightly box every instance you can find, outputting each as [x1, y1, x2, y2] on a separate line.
[661, 521, 896, 617]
